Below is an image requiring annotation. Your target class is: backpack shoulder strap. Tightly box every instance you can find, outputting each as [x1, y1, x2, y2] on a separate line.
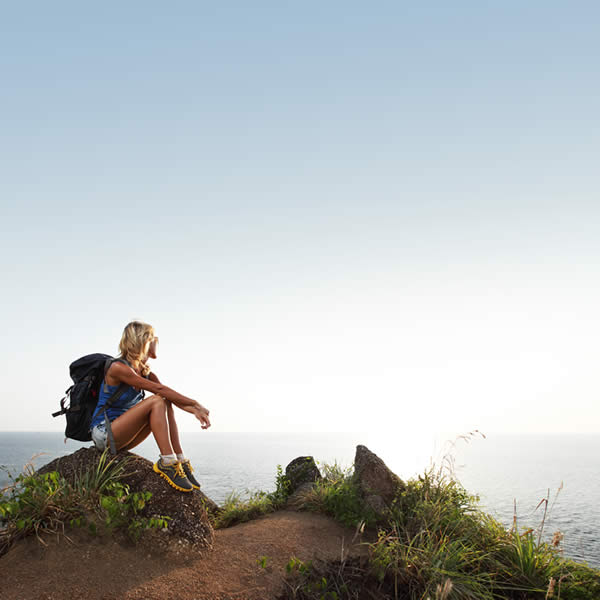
[103, 358, 131, 405]
[102, 357, 133, 456]
[104, 357, 130, 376]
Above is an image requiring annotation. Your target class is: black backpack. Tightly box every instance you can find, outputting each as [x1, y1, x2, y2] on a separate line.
[52, 353, 131, 453]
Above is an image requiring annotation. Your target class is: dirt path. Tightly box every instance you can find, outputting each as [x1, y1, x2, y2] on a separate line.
[0, 510, 374, 600]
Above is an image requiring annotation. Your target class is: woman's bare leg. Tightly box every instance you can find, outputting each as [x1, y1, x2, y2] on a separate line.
[121, 402, 183, 453]
[110, 395, 173, 455]
[166, 400, 184, 455]
[118, 422, 152, 451]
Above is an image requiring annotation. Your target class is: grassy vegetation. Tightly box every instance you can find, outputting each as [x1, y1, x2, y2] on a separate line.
[295, 460, 379, 529]
[212, 464, 292, 528]
[2, 449, 599, 599]
[268, 462, 600, 600]
[213, 460, 377, 530]
[0, 450, 168, 556]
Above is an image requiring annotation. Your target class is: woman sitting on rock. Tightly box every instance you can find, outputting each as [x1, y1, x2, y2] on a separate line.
[89, 320, 211, 493]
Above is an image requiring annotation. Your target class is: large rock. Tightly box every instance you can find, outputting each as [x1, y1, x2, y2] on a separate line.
[284, 456, 322, 508]
[285, 456, 322, 491]
[353, 445, 404, 516]
[38, 447, 215, 554]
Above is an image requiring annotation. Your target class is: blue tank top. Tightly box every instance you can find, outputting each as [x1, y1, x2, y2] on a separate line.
[90, 379, 144, 430]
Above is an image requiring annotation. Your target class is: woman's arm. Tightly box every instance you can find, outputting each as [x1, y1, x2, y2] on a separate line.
[109, 362, 211, 427]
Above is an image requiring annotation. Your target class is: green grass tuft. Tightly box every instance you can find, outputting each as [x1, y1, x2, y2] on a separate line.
[213, 463, 292, 529]
[297, 460, 378, 529]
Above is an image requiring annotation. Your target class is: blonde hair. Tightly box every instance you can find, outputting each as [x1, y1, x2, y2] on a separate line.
[118, 320, 155, 377]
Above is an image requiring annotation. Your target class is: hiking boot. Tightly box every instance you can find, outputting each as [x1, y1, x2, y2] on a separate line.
[180, 459, 201, 490]
[153, 459, 193, 492]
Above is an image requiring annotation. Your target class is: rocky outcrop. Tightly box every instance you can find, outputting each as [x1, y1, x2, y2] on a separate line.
[38, 447, 215, 554]
[285, 456, 322, 490]
[353, 445, 404, 517]
[284, 456, 322, 508]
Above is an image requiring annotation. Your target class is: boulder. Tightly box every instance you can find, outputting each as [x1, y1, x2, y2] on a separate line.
[38, 447, 215, 554]
[353, 445, 404, 516]
[284, 456, 322, 508]
[285, 456, 322, 492]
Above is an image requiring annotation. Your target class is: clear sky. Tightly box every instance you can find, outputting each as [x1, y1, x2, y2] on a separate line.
[1, 1, 599, 435]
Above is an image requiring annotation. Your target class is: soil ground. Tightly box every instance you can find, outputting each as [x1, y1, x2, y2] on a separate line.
[0, 510, 376, 600]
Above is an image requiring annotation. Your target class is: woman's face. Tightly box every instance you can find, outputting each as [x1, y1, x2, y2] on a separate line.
[147, 335, 159, 360]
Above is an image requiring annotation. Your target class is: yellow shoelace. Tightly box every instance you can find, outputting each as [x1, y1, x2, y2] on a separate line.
[175, 462, 187, 478]
[183, 460, 194, 473]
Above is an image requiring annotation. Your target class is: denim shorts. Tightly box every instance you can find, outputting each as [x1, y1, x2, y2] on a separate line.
[91, 421, 108, 451]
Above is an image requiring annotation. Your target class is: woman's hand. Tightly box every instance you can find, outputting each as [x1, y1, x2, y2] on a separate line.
[194, 405, 211, 429]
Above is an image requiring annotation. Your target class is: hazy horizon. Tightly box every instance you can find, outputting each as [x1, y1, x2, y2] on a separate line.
[2, 2, 599, 436]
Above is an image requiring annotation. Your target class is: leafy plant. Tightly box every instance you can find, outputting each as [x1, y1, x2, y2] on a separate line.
[286, 556, 313, 575]
[267, 464, 292, 508]
[257, 555, 270, 568]
[0, 469, 81, 554]
[100, 480, 169, 540]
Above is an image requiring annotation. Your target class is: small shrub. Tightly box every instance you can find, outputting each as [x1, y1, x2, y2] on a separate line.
[267, 464, 292, 508]
[0, 469, 81, 554]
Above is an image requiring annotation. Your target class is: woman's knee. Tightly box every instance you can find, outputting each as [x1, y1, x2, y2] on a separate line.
[146, 394, 167, 410]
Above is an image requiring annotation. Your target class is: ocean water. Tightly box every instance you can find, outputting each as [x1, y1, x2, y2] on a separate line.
[452, 434, 600, 568]
[0, 431, 598, 567]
